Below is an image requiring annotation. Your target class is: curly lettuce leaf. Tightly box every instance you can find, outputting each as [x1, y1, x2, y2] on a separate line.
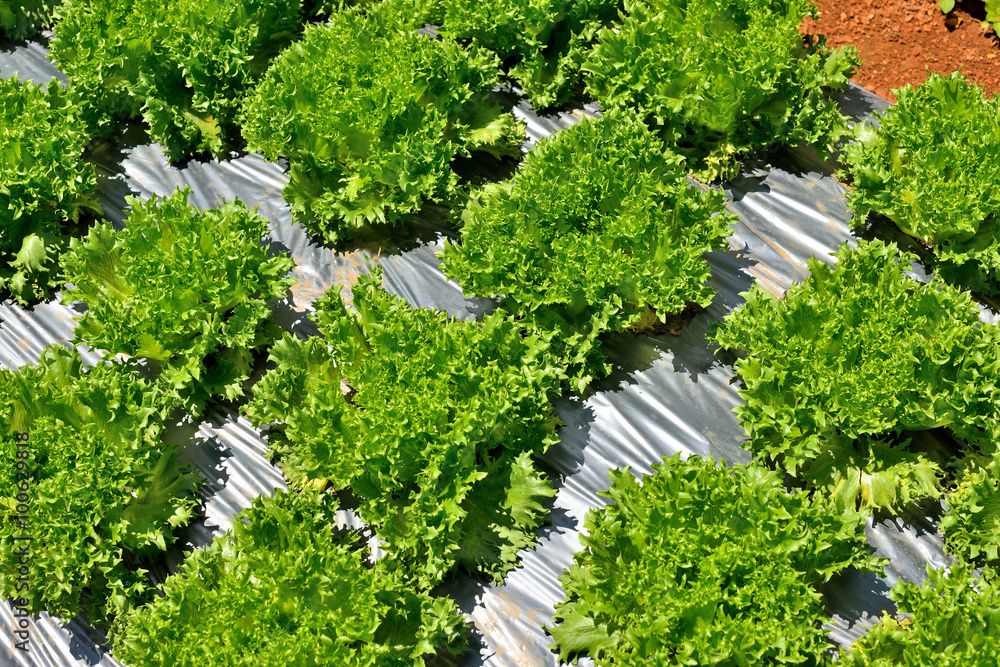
[548, 454, 880, 665]
[61, 187, 294, 414]
[440, 110, 732, 390]
[0, 0, 58, 39]
[433, 0, 621, 109]
[0, 76, 99, 304]
[50, 0, 307, 160]
[585, 0, 859, 181]
[0, 345, 201, 623]
[840, 72, 1000, 295]
[942, 454, 1000, 564]
[248, 269, 564, 585]
[844, 564, 1000, 666]
[241, 6, 525, 241]
[802, 434, 944, 513]
[713, 239, 1000, 513]
[111, 488, 468, 665]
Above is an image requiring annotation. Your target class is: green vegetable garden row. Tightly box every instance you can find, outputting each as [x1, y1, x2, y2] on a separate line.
[3, 0, 1000, 664]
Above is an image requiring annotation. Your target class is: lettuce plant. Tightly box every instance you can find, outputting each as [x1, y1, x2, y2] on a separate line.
[112, 488, 468, 665]
[941, 454, 1000, 565]
[584, 0, 859, 181]
[713, 239, 1000, 513]
[50, 0, 309, 160]
[840, 72, 1000, 295]
[0, 345, 201, 623]
[248, 269, 563, 586]
[548, 454, 879, 665]
[845, 564, 1000, 666]
[61, 188, 294, 414]
[0, 76, 99, 304]
[0, 0, 58, 39]
[440, 110, 732, 391]
[430, 0, 621, 109]
[241, 6, 525, 242]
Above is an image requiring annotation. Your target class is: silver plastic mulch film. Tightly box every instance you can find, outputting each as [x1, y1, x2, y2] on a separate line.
[0, 33, 954, 667]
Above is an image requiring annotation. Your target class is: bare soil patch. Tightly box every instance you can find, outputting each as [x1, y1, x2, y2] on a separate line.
[804, 0, 1000, 102]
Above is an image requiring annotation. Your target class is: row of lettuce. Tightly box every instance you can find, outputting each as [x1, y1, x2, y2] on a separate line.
[3, 0, 1000, 665]
[10, 235, 1000, 665]
[2, 0, 858, 303]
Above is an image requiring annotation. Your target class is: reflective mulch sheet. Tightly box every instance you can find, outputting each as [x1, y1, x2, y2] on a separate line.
[0, 34, 952, 667]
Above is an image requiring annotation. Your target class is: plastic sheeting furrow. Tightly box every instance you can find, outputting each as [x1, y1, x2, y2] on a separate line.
[162, 406, 287, 536]
[722, 146, 857, 296]
[379, 241, 497, 320]
[513, 100, 600, 149]
[0, 39, 952, 667]
[0, 300, 99, 371]
[0, 604, 122, 667]
[0, 36, 63, 87]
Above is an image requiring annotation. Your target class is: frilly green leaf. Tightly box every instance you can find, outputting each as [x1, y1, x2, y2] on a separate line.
[111, 487, 468, 664]
[0, 344, 199, 623]
[713, 239, 1000, 513]
[61, 187, 294, 415]
[844, 563, 1000, 666]
[440, 110, 733, 389]
[548, 454, 880, 665]
[0, 0, 58, 39]
[432, 0, 621, 110]
[943, 454, 1000, 564]
[51, 0, 308, 160]
[839, 71, 1000, 295]
[249, 268, 564, 586]
[584, 0, 859, 181]
[241, 6, 524, 241]
[0, 76, 98, 304]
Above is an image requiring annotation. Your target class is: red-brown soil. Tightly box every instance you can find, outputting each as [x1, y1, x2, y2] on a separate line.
[803, 0, 1000, 102]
